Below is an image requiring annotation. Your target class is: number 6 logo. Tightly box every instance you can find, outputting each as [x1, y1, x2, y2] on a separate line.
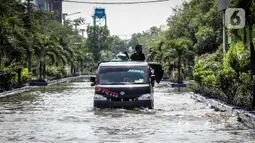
[225, 8, 245, 29]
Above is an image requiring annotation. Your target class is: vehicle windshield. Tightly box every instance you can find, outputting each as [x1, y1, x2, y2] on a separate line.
[99, 66, 148, 85]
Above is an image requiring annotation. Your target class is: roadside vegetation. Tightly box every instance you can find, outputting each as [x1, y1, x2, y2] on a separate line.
[0, 1, 94, 91]
[0, 1, 131, 92]
[131, 0, 255, 109]
[2, 0, 255, 110]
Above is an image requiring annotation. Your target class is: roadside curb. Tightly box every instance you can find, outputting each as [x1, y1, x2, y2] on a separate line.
[190, 93, 255, 129]
[166, 82, 255, 128]
[47, 76, 82, 85]
[0, 86, 33, 98]
[0, 76, 84, 98]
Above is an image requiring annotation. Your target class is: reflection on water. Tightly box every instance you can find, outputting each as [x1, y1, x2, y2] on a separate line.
[0, 78, 254, 143]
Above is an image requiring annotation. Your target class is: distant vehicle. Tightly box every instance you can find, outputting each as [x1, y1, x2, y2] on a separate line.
[90, 61, 161, 109]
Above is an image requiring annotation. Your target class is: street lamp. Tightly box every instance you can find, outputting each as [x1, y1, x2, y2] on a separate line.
[62, 12, 81, 25]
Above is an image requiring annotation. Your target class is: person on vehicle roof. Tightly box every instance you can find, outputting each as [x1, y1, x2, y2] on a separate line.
[130, 44, 145, 61]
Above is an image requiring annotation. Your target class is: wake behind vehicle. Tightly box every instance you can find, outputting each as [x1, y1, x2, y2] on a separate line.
[90, 61, 162, 109]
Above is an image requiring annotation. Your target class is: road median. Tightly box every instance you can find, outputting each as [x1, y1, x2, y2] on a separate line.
[0, 76, 86, 98]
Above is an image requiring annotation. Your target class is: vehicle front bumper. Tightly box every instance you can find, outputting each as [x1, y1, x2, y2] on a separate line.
[94, 100, 152, 109]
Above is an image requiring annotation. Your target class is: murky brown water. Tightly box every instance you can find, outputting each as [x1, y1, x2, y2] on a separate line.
[0, 78, 254, 143]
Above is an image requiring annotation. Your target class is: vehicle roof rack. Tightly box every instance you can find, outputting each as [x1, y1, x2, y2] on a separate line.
[97, 60, 147, 66]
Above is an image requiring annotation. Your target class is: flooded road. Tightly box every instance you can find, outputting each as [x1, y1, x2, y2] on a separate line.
[0, 78, 254, 143]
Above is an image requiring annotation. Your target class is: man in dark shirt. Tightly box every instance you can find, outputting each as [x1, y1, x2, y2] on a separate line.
[130, 44, 145, 61]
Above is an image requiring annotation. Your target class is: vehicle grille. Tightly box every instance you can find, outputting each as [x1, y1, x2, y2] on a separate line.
[109, 98, 136, 102]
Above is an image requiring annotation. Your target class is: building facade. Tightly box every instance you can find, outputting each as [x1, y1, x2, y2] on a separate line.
[52, 0, 63, 23]
[34, 0, 49, 11]
[32, 0, 62, 23]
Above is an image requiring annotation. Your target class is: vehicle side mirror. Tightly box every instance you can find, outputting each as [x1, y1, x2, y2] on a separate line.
[151, 75, 156, 87]
[151, 75, 156, 81]
[91, 83, 95, 86]
[90, 76, 96, 86]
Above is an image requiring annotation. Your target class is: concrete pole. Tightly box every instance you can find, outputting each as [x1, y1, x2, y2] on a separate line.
[223, 9, 228, 60]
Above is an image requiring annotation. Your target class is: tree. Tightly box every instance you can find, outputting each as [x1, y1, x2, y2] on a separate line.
[167, 38, 192, 83]
[86, 26, 111, 64]
[111, 36, 129, 57]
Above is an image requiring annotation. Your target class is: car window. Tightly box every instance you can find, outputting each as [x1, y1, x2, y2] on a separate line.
[99, 66, 148, 85]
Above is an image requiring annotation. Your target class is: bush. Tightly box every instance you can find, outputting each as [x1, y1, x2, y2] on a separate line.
[193, 70, 214, 85]
[233, 73, 253, 109]
[46, 66, 68, 80]
[58, 67, 67, 77]
[215, 69, 238, 104]
[0, 68, 18, 91]
[193, 42, 254, 109]
[203, 74, 216, 87]
[46, 66, 58, 79]
[21, 68, 33, 84]
[169, 70, 184, 83]
[190, 82, 228, 101]
[224, 42, 250, 75]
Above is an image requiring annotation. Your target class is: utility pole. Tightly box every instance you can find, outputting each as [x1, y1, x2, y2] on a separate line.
[222, 9, 228, 60]
[218, 0, 229, 61]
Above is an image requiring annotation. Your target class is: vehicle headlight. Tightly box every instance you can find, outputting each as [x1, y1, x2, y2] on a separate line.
[138, 94, 152, 100]
[94, 94, 107, 101]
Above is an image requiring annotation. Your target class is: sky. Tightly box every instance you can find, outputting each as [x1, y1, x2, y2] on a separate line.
[62, 0, 186, 38]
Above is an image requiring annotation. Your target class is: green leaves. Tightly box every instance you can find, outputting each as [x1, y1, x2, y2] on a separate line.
[195, 26, 217, 55]
[224, 42, 250, 75]
[86, 26, 111, 63]
[0, 0, 94, 79]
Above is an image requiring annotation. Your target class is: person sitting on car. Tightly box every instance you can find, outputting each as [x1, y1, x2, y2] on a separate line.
[130, 44, 145, 61]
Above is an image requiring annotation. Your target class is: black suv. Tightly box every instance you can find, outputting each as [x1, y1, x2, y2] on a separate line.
[90, 61, 163, 109]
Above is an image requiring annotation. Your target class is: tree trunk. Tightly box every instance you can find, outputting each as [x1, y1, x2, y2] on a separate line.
[43, 62, 46, 79]
[71, 65, 74, 75]
[17, 68, 22, 87]
[178, 54, 181, 84]
[248, 24, 255, 109]
[28, 51, 32, 72]
[177, 54, 181, 92]
[39, 60, 43, 80]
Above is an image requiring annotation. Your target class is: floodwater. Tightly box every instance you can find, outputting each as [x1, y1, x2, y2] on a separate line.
[0, 78, 254, 143]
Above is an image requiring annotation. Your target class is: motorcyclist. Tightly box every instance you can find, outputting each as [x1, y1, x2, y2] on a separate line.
[130, 44, 145, 61]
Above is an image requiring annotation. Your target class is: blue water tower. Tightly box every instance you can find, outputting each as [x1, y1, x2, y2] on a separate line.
[93, 8, 107, 27]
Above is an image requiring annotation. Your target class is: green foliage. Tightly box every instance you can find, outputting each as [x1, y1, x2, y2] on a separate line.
[0, 68, 18, 91]
[0, 1, 94, 90]
[195, 26, 217, 55]
[46, 66, 67, 80]
[129, 26, 163, 60]
[111, 36, 129, 57]
[21, 68, 33, 84]
[193, 41, 254, 108]
[233, 73, 253, 108]
[224, 42, 250, 75]
[86, 26, 112, 63]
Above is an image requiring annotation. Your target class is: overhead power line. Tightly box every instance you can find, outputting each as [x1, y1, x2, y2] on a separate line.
[63, 0, 171, 5]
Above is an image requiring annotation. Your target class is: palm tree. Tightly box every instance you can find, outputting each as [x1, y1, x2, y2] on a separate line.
[166, 38, 192, 84]
[34, 33, 61, 80]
